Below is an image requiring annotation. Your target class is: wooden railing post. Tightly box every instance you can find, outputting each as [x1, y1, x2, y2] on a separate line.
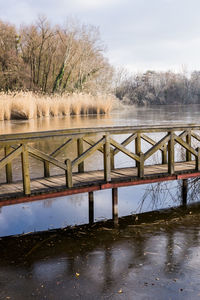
[195, 147, 200, 171]
[162, 145, 167, 164]
[138, 152, 144, 178]
[104, 134, 111, 182]
[186, 130, 192, 161]
[168, 132, 174, 175]
[21, 144, 31, 195]
[44, 161, 50, 177]
[135, 132, 141, 168]
[65, 159, 73, 188]
[77, 138, 84, 173]
[4, 146, 12, 183]
[110, 150, 115, 170]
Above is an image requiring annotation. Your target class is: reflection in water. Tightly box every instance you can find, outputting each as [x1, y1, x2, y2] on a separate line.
[0, 113, 113, 134]
[1, 104, 200, 135]
[1, 208, 200, 299]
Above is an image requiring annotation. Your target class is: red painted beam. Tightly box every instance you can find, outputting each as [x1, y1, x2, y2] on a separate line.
[0, 185, 101, 207]
[177, 172, 200, 180]
[101, 175, 177, 189]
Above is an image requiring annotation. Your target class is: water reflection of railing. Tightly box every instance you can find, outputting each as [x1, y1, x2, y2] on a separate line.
[1, 124, 200, 201]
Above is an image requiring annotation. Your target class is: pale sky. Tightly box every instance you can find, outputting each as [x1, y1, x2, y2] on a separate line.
[1, 0, 200, 73]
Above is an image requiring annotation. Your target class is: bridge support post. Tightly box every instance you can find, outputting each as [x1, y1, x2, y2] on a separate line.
[182, 179, 188, 206]
[21, 144, 31, 195]
[168, 133, 174, 175]
[112, 188, 118, 226]
[77, 138, 84, 173]
[4, 146, 13, 183]
[89, 191, 94, 224]
[104, 135, 111, 182]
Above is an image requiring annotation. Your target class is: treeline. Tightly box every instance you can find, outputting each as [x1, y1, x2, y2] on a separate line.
[0, 17, 113, 94]
[115, 70, 200, 105]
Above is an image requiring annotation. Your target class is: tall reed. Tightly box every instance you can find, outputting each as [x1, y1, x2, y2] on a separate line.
[0, 92, 116, 120]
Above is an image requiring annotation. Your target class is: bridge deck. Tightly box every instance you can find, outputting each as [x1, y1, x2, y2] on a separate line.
[0, 161, 199, 206]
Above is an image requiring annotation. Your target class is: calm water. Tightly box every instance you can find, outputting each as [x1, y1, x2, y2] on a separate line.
[1, 104, 200, 299]
[1, 206, 200, 300]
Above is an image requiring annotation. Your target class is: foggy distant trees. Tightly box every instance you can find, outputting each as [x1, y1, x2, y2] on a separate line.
[115, 70, 200, 105]
[0, 17, 113, 94]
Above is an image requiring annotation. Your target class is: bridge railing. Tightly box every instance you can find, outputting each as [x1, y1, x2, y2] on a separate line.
[1, 124, 200, 196]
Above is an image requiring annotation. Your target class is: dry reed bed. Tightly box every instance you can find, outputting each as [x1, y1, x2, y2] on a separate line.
[0, 92, 115, 120]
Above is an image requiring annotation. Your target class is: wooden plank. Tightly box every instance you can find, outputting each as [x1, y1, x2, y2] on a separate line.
[144, 134, 170, 160]
[191, 131, 200, 142]
[174, 134, 197, 157]
[141, 133, 168, 164]
[43, 138, 75, 178]
[51, 138, 75, 157]
[0, 145, 22, 169]
[113, 133, 137, 155]
[1, 124, 200, 145]
[83, 138, 104, 154]
[27, 146, 67, 170]
[72, 137, 105, 168]
[141, 133, 160, 147]
[84, 137, 115, 169]
[110, 138, 140, 162]
[141, 131, 187, 164]
[42, 138, 76, 177]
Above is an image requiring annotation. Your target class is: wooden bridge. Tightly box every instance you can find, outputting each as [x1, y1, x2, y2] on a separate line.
[1, 124, 200, 223]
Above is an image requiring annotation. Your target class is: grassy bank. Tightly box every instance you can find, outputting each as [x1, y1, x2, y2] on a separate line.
[0, 92, 115, 121]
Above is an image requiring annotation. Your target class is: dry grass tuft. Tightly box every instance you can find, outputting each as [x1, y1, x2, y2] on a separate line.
[0, 92, 116, 121]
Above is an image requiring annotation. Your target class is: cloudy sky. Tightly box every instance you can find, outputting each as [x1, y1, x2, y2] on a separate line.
[1, 0, 200, 73]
